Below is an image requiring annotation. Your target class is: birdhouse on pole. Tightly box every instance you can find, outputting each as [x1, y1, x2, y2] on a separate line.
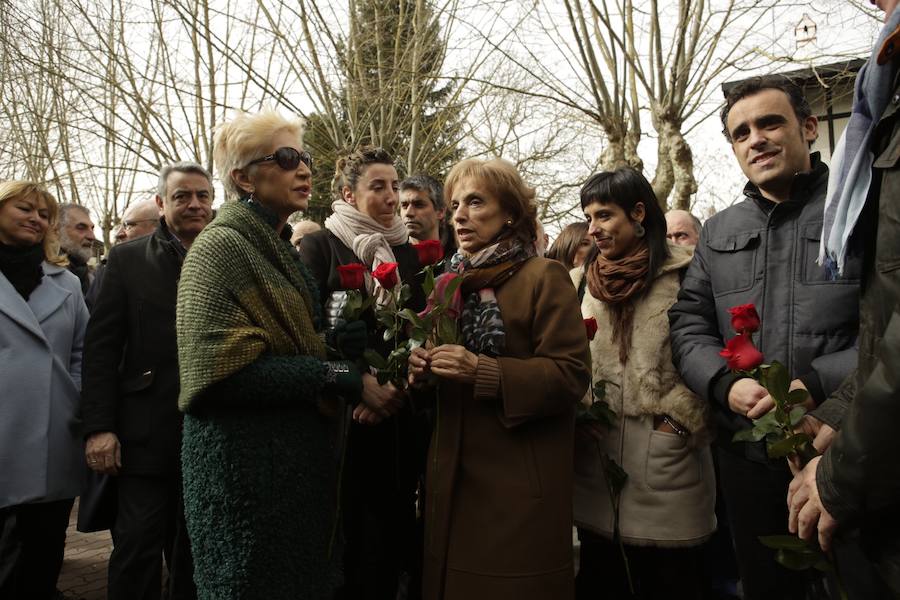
[795, 14, 817, 48]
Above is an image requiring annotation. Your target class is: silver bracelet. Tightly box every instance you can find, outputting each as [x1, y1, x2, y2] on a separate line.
[324, 361, 350, 385]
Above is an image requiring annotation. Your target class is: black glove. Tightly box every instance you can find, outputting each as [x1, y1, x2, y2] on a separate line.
[327, 319, 368, 359]
[323, 361, 363, 397]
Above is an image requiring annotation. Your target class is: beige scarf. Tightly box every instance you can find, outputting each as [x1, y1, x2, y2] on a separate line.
[324, 199, 409, 306]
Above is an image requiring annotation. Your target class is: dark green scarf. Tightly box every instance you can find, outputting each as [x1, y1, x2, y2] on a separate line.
[176, 200, 326, 412]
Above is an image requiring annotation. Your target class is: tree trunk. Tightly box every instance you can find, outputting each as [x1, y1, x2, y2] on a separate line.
[658, 119, 696, 210]
[600, 131, 643, 172]
[652, 135, 674, 208]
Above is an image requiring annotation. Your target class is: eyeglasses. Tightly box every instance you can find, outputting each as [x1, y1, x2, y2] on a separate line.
[245, 147, 312, 171]
[123, 218, 158, 230]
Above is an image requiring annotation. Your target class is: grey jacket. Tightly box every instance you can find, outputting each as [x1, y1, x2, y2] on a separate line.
[0, 263, 89, 508]
[668, 155, 861, 462]
[818, 71, 900, 594]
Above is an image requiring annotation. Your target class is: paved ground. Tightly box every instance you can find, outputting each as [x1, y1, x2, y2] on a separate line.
[54, 501, 581, 599]
[57, 500, 111, 600]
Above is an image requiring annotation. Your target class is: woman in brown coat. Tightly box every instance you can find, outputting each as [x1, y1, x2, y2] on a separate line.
[409, 158, 591, 600]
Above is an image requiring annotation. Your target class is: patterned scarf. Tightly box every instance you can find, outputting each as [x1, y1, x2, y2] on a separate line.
[450, 236, 534, 356]
[586, 242, 649, 364]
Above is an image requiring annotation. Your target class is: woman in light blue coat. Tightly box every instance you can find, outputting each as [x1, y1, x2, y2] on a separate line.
[0, 181, 89, 600]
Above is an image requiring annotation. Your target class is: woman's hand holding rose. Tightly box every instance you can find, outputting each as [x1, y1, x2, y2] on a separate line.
[428, 344, 479, 385]
[408, 346, 434, 388]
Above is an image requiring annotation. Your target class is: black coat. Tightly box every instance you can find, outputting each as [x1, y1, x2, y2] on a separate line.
[818, 69, 900, 594]
[81, 219, 186, 476]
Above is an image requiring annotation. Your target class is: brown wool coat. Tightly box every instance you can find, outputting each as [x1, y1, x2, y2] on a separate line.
[422, 257, 591, 600]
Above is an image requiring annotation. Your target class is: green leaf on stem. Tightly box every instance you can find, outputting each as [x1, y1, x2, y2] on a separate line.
[733, 410, 781, 442]
[399, 284, 412, 304]
[758, 535, 834, 572]
[443, 275, 463, 304]
[767, 433, 812, 459]
[343, 291, 362, 319]
[575, 405, 598, 424]
[423, 266, 435, 297]
[759, 535, 815, 551]
[387, 346, 410, 365]
[398, 308, 425, 329]
[363, 349, 388, 370]
[788, 405, 807, 427]
[383, 328, 395, 342]
[788, 389, 809, 407]
[589, 400, 617, 429]
[600, 454, 628, 498]
[437, 315, 458, 345]
[377, 311, 395, 330]
[762, 361, 790, 408]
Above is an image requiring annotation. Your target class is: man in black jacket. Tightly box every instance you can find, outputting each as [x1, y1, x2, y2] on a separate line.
[81, 162, 213, 600]
[668, 79, 861, 599]
[788, 1, 900, 595]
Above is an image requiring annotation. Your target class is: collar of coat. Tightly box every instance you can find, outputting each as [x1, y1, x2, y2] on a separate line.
[742, 152, 828, 210]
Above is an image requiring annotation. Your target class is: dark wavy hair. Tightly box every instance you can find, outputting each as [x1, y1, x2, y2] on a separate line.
[720, 76, 812, 143]
[579, 167, 670, 295]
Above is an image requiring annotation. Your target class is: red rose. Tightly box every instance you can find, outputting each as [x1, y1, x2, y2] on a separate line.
[720, 333, 764, 372]
[728, 303, 760, 334]
[584, 317, 598, 340]
[337, 263, 367, 290]
[372, 262, 400, 289]
[413, 240, 444, 266]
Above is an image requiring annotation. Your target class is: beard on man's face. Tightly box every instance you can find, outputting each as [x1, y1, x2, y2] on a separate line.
[59, 229, 93, 261]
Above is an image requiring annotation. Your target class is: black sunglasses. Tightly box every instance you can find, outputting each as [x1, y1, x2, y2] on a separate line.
[245, 147, 312, 171]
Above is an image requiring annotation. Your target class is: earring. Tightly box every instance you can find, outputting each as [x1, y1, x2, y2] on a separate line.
[506, 219, 513, 226]
[634, 221, 645, 238]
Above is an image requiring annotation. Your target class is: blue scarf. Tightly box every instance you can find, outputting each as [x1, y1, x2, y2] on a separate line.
[819, 10, 900, 277]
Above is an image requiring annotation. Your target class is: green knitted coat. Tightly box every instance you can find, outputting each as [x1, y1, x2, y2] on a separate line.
[176, 200, 338, 599]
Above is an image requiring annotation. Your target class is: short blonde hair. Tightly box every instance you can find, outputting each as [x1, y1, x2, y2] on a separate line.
[213, 109, 306, 200]
[443, 158, 538, 246]
[0, 180, 67, 266]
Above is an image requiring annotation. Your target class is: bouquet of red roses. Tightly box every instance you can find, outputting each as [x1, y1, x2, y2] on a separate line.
[335, 240, 456, 387]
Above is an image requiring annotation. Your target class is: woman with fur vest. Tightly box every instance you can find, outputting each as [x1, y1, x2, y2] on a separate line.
[571, 168, 716, 599]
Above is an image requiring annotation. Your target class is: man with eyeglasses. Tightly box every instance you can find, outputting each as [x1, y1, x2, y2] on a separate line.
[81, 162, 213, 600]
[114, 199, 161, 244]
[86, 200, 161, 310]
